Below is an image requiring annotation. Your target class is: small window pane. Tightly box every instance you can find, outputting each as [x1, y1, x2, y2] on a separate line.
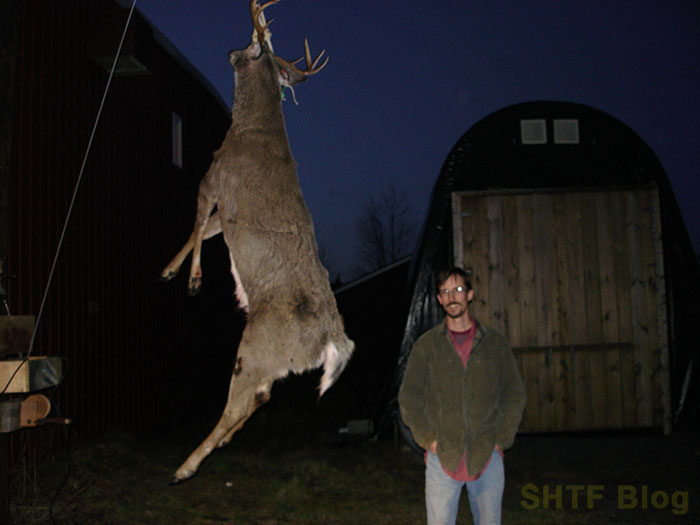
[520, 119, 547, 145]
[172, 112, 183, 168]
[553, 119, 580, 144]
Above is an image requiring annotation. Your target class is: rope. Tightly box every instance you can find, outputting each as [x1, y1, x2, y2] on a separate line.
[25, 0, 138, 358]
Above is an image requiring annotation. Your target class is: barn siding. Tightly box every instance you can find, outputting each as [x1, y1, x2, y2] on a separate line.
[453, 187, 671, 432]
[6, 0, 235, 453]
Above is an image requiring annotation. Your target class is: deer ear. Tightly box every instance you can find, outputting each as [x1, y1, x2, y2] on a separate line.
[278, 65, 307, 87]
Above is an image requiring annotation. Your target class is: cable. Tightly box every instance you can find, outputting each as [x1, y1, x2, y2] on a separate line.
[25, 0, 138, 358]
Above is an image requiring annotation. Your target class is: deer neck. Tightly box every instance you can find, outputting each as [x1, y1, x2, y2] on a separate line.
[230, 58, 286, 131]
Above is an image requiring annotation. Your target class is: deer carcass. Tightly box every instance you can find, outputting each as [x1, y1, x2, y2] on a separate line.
[161, 0, 354, 483]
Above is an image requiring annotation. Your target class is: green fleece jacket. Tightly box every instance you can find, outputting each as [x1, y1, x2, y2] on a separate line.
[398, 318, 526, 474]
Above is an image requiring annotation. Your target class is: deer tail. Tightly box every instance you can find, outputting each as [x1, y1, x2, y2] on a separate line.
[318, 337, 354, 397]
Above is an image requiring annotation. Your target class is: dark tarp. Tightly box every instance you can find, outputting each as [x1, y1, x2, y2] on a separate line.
[386, 101, 700, 439]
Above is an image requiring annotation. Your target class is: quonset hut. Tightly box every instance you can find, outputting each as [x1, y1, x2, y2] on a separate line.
[394, 101, 699, 437]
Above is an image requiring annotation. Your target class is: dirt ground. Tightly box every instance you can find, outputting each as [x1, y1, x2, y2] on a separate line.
[9, 403, 700, 524]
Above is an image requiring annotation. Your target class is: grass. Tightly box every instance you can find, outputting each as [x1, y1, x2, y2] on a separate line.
[9, 403, 700, 524]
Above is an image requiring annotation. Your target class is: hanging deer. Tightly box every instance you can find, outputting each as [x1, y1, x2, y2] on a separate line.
[161, 0, 354, 483]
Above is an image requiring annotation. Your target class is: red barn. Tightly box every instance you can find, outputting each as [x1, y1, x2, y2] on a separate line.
[3, 1, 241, 451]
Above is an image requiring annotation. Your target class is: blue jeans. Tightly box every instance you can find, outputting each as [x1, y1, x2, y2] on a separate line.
[425, 450, 504, 525]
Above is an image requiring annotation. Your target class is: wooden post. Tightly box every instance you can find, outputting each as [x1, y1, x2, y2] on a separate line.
[650, 186, 672, 434]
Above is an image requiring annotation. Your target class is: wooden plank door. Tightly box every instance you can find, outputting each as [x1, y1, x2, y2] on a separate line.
[453, 187, 671, 432]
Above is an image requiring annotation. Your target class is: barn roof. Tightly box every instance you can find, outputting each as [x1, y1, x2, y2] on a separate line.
[393, 101, 700, 430]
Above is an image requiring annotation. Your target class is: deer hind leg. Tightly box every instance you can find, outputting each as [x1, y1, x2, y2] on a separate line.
[216, 383, 269, 448]
[172, 373, 272, 483]
[159, 212, 222, 282]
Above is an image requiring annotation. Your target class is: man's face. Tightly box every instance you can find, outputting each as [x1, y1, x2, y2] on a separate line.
[436, 275, 474, 319]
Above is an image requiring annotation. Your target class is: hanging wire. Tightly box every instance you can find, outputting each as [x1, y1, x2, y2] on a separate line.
[24, 0, 138, 360]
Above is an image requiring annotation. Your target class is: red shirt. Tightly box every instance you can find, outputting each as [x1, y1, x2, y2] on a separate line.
[449, 321, 476, 367]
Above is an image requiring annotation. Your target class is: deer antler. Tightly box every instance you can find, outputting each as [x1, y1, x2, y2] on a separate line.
[249, 0, 328, 76]
[250, 0, 279, 50]
[274, 38, 329, 77]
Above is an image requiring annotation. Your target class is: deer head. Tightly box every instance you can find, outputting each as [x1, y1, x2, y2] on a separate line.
[228, 0, 329, 103]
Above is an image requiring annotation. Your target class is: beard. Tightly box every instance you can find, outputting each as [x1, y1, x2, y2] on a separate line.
[444, 302, 465, 318]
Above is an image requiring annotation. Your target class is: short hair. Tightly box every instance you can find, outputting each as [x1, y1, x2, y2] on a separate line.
[436, 267, 472, 294]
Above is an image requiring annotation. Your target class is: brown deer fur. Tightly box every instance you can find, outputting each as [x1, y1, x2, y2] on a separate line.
[161, 2, 354, 483]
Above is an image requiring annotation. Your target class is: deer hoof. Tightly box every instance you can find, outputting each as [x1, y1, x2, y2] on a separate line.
[187, 277, 202, 296]
[171, 468, 195, 484]
[158, 269, 179, 283]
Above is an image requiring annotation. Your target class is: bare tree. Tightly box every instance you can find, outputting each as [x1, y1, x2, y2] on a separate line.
[354, 181, 415, 276]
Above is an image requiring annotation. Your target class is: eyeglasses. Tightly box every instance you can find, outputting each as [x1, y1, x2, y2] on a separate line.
[439, 286, 466, 297]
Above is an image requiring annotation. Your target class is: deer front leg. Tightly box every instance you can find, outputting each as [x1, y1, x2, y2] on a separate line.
[188, 194, 218, 296]
[159, 212, 223, 282]
[171, 374, 272, 483]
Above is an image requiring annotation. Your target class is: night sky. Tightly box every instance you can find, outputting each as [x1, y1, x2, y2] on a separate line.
[135, 0, 700, 280]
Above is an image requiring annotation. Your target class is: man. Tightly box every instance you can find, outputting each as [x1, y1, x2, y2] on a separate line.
[398, 267, 526, 525]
